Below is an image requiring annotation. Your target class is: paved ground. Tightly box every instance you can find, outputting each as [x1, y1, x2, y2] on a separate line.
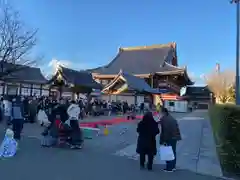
[0, 135, 222, 180]
[0, 111, 224, 180]
[114, 110, 223, 177]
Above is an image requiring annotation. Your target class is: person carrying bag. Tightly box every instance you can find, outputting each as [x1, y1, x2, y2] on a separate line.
[159, 108, 182, 172]
[159, 144, 175, 161]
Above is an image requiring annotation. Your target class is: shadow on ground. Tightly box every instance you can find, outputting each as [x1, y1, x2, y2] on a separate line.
[0, 136, 223, 180]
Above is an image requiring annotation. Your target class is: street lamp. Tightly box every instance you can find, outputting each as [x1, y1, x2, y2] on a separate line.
[231, 0, 240, 104]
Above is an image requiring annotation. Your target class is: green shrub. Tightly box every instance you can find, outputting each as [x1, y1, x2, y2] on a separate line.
[209, 104, 240, 175]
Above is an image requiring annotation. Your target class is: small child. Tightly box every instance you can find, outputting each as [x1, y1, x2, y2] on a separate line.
[0, 128, 18, 157]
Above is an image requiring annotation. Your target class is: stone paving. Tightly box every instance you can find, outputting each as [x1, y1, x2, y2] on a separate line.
[0, 111, 224, 180]
[0, 136, 222, 180]
[114, 110, 223, 177]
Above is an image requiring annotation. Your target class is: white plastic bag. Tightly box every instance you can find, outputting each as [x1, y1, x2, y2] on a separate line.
[159, 145, 175, 161]
[37, 110, 50, 126]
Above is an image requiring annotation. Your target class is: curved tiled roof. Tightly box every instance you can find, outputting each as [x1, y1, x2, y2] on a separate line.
[90, 43, 178, 75]
[0, 62, 47, 84]
[103, 70, 162, 94]
[59, 66, 102, 89]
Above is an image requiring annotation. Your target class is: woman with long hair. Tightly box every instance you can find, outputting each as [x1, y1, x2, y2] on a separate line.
[136, 111, 159, 170]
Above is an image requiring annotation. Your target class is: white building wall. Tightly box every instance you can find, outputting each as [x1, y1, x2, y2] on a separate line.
[164, 100, 188, 113]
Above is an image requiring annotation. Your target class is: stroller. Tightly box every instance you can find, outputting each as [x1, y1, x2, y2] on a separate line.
[56, 119, 71, 146]
[56, 118, 83, 149]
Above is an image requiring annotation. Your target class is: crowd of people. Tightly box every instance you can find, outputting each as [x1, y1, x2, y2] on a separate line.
[0, 96, 86, 149]
[0, 95, 148, 148]
[0, 95, 180, 172]
[0, 95, 148, 123]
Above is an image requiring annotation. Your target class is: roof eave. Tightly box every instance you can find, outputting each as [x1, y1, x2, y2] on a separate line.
[102, 72, 123, 92]
[183, 69, 194, 85]
[93, 73, 151, 78]
[155, 70, 185, 75]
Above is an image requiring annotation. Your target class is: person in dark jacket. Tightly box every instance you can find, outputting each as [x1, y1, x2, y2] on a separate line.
[58, 100, 69, 123]
[22, 97, 29, 121]
[136, 111, 159, 170]
[49, 100, 68, 123]
[160, 108, 182, 172]
[11, 97, 24, 141]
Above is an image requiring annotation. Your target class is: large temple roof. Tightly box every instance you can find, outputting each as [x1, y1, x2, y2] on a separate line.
[51, 66, 102, 89]
[90, 42, 179, 75]
[0, 62, 47, 84]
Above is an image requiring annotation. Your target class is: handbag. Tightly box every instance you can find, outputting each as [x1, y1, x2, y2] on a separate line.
[159, 145, 175, 161]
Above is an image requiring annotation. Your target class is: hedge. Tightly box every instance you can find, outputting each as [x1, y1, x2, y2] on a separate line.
[209, 104, 240, 176]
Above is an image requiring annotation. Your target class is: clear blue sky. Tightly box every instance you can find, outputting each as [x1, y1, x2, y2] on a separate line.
[11, 0, 237, 84]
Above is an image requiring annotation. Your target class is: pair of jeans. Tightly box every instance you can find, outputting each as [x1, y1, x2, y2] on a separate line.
[166, 139, 177, 170]
[140, 153, 154, 170]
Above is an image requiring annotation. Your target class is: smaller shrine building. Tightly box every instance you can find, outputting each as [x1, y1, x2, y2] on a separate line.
[48, 65, 102, 99]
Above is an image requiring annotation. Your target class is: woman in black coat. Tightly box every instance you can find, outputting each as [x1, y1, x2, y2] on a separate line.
[136, 111, 159, 170]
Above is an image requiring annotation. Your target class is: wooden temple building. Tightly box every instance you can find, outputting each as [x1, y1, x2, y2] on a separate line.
[0, 62, 102, 99]
[0, 62, 48, 96]
[183, 86, 212, 109]
[89, 42, 193, 105]
[48, 66, 102, 99]
[0, 42, 194, 109]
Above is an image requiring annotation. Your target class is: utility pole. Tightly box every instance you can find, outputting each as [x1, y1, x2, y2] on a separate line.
[231, 0, 240, 104]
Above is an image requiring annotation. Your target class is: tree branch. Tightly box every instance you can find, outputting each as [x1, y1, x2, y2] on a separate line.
[0, 2, 38, 79]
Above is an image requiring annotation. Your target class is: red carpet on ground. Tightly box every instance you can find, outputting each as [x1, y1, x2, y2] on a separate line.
[80, 118, 130, 128]
[79, 112, 159, 128]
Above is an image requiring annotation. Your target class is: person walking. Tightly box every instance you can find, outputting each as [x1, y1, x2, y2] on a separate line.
[136, 111, 159, 170]
[29, 97, 38, 123]
[107, 101, 112, 116]
[0, 97, 3, 122]
[140, 102, 144, 114]
[11, 97, 24, 142]
[159, 108, 182, 172]
[3, 96, 12, 126]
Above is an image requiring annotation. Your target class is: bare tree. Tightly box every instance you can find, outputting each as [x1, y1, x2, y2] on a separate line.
[204, 70, 235, 103]
[0, 2, 38, 79]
